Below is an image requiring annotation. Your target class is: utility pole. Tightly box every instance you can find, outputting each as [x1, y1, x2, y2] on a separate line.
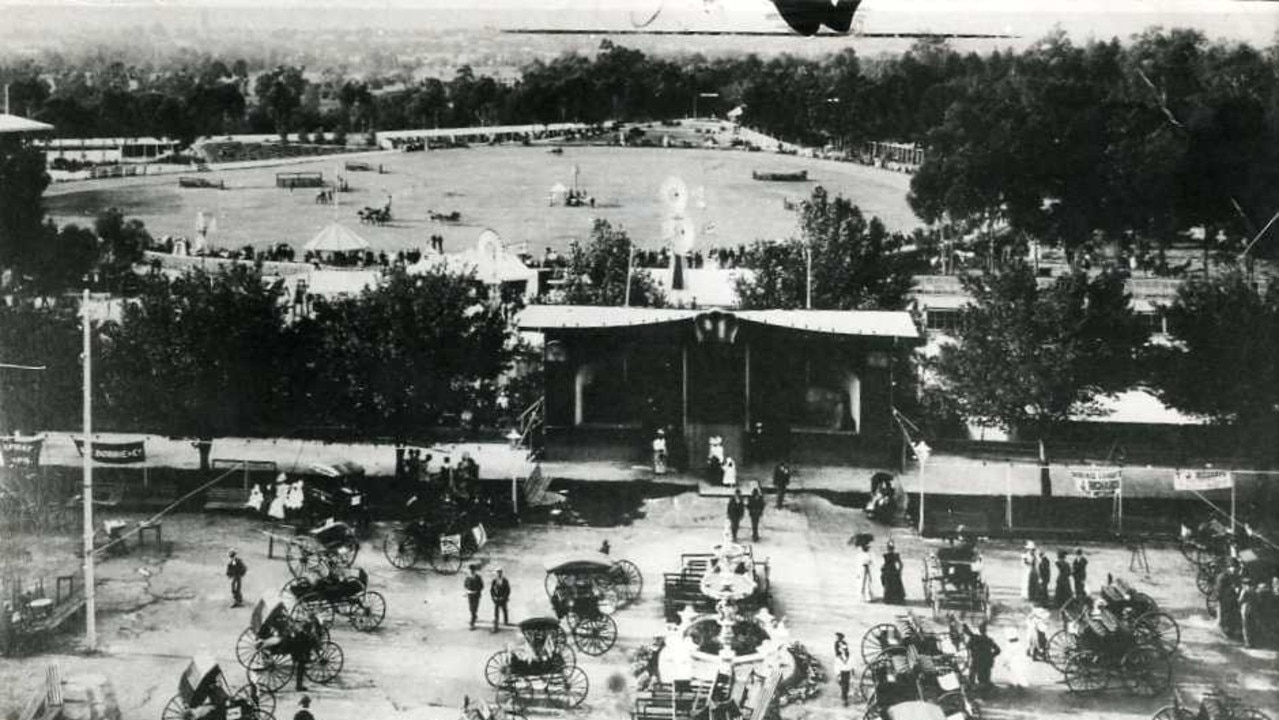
[805, 241, 813, 309]
[81, 288, 96, 650]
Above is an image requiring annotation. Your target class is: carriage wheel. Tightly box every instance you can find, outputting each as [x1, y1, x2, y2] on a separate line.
[232, 683, 275, 719]
[247, 650, 295, 693]
[549, 638, 576, 672]
[936, 691, 980, 720]
[429, 537, 463, 574]
[286, 540, 325, 578]
[1059, 596, 1089, 626]
[1234, 709, 1275, 720]
[861, 623, 901, 664]
[484, 650, 511, 688]
[855, 665, 878, 702]
[350, 591, 386, 631]
[1122, 646, 1171, 697]
[552, 666, 589, 709]
[1152, 708, 1196, 720]
[1046, 630, 1077, 673]
[543, 572, 561, 599]
[161, 694, 189, 720]
[496, 676, 531, 709]
[383, 530, 420, 569]
[608, 560, 643, 603]
[570, 613, 617, 656]
[333, 537, 360, 567]
[236, 628, 262, 668]
[1063, 651, 1108, 693]
[305, 641, 345, 684]
[1133, 612, 1180, 657]
[1205, 587, 1219, 617]
[292, 599, 335, 628]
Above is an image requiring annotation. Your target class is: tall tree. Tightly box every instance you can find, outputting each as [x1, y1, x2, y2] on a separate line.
[254, 65, 307, 140]
[288, 268, 515, 438]
[735, 186, 918, 310]
[0, 135, 50, 281]
[557, 219, 665, 307]
[932, 263, 1149, 433]
[1149, 270, 1278, 457]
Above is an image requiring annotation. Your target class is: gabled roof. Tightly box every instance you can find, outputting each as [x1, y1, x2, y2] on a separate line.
[518, 305, 921, 340]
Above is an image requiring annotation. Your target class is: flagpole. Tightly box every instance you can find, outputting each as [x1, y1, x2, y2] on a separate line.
[82, 289, 96, 650]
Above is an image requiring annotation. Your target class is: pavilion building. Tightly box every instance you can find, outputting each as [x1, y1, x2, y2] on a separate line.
[518, 306, 921, 471]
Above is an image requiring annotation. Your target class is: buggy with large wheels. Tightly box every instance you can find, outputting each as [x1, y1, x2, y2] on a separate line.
[921, 541, 990, 621]
[544, 552, 642, 608]
[860, 613, 969, 672]
[484, 617, 589, 711]
[161, 657, 275, 720]
[383, 509, 487, 574]
[235, 596, 345, 693]
[282, 567, 386, 631]
[1056, 611, 1173, 697]
[860, 645, 980, 720]
[548, 581, 618, 656]
[299, 462, 371, 537]
[285, 521, 360, 577]
[460, 695, 526, 720]
[1051, 577, 1180, 667]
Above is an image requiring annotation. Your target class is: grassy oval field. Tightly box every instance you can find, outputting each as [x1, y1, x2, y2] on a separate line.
[45, 145, 920, 255]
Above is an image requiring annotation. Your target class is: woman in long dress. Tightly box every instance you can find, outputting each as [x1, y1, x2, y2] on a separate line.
[1053, 550, 1073, 608]
[1020, 541, 1037, 602]
[721, 456, 737, 487]
[881, 542, 906, 604]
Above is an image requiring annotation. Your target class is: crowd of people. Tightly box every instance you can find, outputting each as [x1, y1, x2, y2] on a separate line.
[1213, 556, 1279, 649]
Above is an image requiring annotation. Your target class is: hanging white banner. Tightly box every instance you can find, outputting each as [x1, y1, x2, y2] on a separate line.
[1071, 467, 1123, 497]
[1173, 469, 1233, 491]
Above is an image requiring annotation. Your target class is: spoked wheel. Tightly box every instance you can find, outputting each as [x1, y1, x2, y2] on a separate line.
[429, 537, 463, 574]
[975, 583, 992, 622]
[1205, 587, 1219, 617]
[1046, 630, 1077, 672]
[1133, 612, 1180, 657]
[570, 613, 617, 656]
[247, 650, 295, 693]
[855, 665, 880, 702]
[495, 676, 531, 709]
[236, 628, 262, 667]
[608, 560, 643, 604]
[281, 576, 311, 599]
[349, 591, 386, 631]
[485, 650, 511, 687]
[551, 666, 589, 709]
[861, 623, 902, 664]
[305, 641, 345, 684]
[1152, 708, 1196, 720]
[1234, 709, 1275, 720]
[383, 529, 420, 569]
[232, 683, 275, 719]
[161, 695, 189, 720]
[1122, 646, 1171, 698]
[1195, 564, 1219, 596]
[286, 540, 327, 578]
[1063, 651, 1108, 693]
[551, 640, 577, 672]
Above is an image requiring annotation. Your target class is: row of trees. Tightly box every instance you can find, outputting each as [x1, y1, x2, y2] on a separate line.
[0, 266, 517, 441]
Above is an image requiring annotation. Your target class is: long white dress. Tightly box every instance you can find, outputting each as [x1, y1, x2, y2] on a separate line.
[722, 457, 737, 487]
[1020, 550, 1035, 600]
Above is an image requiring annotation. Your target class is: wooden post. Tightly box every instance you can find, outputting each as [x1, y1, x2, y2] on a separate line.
[1005, 463, 1013, 530]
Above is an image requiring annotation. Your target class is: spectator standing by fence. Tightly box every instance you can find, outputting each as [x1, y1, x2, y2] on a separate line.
[727, 491, 745, 542]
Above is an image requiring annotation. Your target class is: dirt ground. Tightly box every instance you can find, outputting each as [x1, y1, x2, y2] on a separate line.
[2, 490, 1276, 720]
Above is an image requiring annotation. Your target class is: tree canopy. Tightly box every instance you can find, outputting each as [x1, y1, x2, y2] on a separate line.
[556, 219, 665, 307]
[735, 186, 919, 310]
[931, 263, 1150, 433]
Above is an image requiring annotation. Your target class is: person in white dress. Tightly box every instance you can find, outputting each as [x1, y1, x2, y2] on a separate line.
[857, 544, 875, 602]
[1020, 541, 1036, 601]
[721, 456, 737, 487]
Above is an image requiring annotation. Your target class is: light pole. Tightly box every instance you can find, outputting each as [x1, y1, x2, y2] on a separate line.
[805, 240, 812, 309]
[81, 288, 97, 650]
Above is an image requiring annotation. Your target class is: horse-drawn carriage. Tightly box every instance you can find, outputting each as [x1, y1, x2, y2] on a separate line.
[922, 540, 990, 620]
[483, 618, 589, 711]
[284, 521, 360, 577]
[298, 462, 371, 537]
[1153, 687, 1273, 720]
[859, 613, 970, 704]
[282, 567, 386, 631]
[161, 657, 274, 720]
[234, 597, 344, 693]
[1049, 576, 1180, 668]
[1049, 602, 1174, 696]
[860, 645, 980, 720]
[383, 509, 487, 574]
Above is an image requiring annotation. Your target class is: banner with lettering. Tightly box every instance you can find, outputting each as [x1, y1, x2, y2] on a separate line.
[73, 438, 147, 464]
[0, 436, 44, 468]
[1071, 467, 1123, 498]
[1173, 469, 1233, 492]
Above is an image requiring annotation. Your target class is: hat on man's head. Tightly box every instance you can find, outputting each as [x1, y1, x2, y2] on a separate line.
[299, 696, 311, 707]
[1025, 540, 1036, 550]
